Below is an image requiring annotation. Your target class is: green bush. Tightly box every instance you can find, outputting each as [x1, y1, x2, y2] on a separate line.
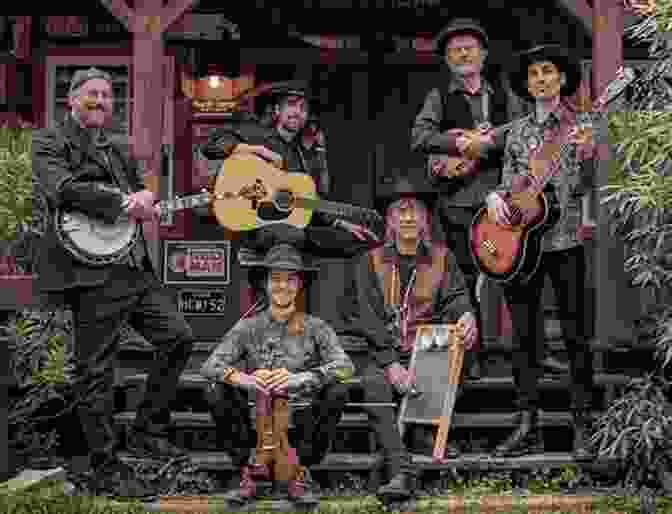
[0, 127, 33, 244]
[592, 8, 672, 496]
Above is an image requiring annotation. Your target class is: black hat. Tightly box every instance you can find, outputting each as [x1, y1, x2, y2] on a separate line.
[508, 44, 582, 101]
[261, 80, 312, 103]
[434, 18, 489, 55]
[375, 176, 437, 215]
[69, 67, 112, 95]
[252, 243, 319, 273]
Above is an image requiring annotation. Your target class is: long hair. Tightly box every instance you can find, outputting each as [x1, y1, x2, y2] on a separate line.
[384, 197, 433, 245]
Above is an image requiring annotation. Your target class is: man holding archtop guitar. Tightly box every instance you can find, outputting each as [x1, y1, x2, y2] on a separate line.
[477, 44, 631, 458]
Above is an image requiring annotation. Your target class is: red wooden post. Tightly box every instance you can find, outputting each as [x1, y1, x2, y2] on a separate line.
[592, 0, 636, 344]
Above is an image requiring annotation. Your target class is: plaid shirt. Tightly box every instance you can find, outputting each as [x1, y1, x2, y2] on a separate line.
[496, 104, 595, 253]
[200, 309, 354, 402]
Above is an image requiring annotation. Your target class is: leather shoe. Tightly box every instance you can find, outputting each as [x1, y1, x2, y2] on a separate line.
[542, 355, 569, 374]
[127, 428, 189, 461]
[492, 410, 544, 458]
[377, 472, 415, 500]
[90, 457, 156, 499]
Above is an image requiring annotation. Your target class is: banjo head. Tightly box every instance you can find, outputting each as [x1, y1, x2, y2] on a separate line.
[56, 210, 140, 266]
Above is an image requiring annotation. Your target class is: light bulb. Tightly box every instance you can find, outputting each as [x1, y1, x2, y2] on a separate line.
[209, 75, 220, 88]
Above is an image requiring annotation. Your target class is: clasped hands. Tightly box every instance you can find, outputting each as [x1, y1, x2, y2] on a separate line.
[231, 368, 314, 396]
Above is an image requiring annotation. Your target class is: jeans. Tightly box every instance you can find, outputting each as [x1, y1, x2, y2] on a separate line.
[502, 245, 594, 410]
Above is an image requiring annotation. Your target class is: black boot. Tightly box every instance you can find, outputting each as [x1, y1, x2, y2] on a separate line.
[89, 453, 157, 499]
[127, 426, 189, 461]
[572, 408, 594, 460]
[542, 354, 570, 374]
[377, 472, 417, 500]
[492, 410, 544, 458]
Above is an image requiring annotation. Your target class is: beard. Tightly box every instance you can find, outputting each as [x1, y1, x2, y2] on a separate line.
[447, 61, 483, 76]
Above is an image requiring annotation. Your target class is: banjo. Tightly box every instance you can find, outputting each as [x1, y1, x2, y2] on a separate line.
[54, 189, 214, 267]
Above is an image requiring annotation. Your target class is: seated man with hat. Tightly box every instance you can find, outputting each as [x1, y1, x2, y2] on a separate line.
[344, 177, 479, 500]
[200, 79, 381, 255]
[485, 44, 596, 458]
[200, 243, 355, 508]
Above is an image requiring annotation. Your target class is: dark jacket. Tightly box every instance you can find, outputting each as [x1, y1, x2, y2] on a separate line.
[411, 73, 511, 209]
[349, 240, 471, 369]
[32, 115, 158, 292]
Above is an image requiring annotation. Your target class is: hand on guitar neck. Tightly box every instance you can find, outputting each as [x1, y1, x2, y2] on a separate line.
[123, 190, 160, 221]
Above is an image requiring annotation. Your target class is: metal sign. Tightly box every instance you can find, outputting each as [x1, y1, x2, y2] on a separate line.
[163, 240, 231, 285]
[177, 290, 228, 316]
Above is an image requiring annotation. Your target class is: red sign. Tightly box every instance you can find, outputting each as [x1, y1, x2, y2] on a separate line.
[186, 248, 226, 277]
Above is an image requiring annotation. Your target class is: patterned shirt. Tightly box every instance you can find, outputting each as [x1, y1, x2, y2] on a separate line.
[496, 104, 595, 252]
[200, 309, 354, 403]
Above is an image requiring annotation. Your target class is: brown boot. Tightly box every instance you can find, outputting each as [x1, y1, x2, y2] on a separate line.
[223, 465, 260, 506]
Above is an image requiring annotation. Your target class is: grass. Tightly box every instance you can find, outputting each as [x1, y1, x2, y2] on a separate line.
[2, 479, 672, 514]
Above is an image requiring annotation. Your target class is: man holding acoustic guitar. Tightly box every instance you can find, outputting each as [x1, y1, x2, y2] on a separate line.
[200, 80, 382, 255]
[480, 44, 598, 459]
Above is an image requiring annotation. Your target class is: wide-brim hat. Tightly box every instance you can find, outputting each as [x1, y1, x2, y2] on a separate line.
[434, 18, 489, 55]
[375, 176, 438, 215]
[252, 243, 319, 273]
[508, 44, 582, 101]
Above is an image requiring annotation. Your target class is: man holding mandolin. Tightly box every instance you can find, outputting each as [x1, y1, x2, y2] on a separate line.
[484, 44, 597, 459]
[411, 18, 511, 379]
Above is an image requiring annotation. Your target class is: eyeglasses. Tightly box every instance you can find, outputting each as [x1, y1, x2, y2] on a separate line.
[446, 46, 480, 55]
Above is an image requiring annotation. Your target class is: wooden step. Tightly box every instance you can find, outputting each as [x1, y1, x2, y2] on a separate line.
[113, 410, 601, 431]
[119, 370, 637, 395]
[118, 451, 383, 472]
[117, 450, 619, 473]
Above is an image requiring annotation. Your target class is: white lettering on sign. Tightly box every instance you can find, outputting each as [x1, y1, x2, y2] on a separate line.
[178, 291, 227, 314]
[186, 249, 226, 277]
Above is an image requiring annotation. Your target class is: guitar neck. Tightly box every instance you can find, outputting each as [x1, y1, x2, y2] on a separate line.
[293, 196, 370, 220]
[528, 70, 634, 195]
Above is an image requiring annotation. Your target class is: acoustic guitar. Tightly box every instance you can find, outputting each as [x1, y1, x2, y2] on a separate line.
[211, 152, 385, 234]
[469, 67, 635, 285]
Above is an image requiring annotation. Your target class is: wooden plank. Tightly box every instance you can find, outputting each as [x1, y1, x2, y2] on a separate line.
[113, 409, 603, 430]
[98, 0, 134, 32]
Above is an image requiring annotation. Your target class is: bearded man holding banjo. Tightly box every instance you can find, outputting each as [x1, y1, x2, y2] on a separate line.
[32, 68, 194, 497]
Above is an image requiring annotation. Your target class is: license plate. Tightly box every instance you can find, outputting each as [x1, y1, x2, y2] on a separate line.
[177, 290, 227, 315]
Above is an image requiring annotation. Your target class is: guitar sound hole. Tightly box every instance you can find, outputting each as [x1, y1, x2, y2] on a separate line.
[273, 190, 294, 212]
[257, 203, 290, 222]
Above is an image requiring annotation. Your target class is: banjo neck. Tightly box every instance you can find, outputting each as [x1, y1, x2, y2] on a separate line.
[155, 191, 212, 215]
